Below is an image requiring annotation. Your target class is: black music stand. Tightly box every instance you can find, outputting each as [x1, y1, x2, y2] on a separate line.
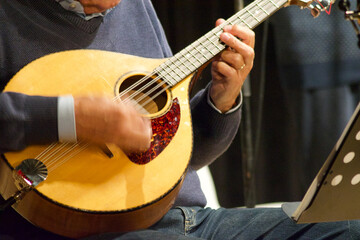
[282, 102, 360, 223]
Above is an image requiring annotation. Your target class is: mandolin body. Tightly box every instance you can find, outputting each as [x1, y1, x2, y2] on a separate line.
[0, 49, 193, 238]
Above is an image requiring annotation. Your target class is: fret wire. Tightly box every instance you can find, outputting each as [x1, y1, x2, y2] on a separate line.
[259, 1, 274, 11]
[236, 15, 251, 28]
[157, 57, 187, 85]
[229, 0, 283, 28]
[197, 38, 216, 56]
[171, 52, 201, 84]
[175, 50, 196, 73]
[262, 5, 275, 16]
[245, 8, 261, 23]
[171, 55, 190, 77]
[163, 69, 178, 83]
[262, 1, 274, 10]
[187, 49, 203, 65]
[262, 1, 279, 15]
[251, 3, 269, 20]
[192, 34, 224, 62]
[233, 5, 268, 28]
[228, 0, 258, 23]
[155, 69, 173, 86]
[272, 0, 284, 10]
[162, 41, 210, 85]
[236, 12, 253, 28]
[162, 62, 182, 83]
[156, 61, 175, 80]
[256, 2, 270, 15]
[158, 66, 178, 85]
[205, 33, 223, 52]
[210, 34, 223, 51]
[178, 55, 194, 73]
[227, 17, 238, 26]
[209, 30, 225, 52]
[192, 40, 213, 62]
[157, 0, 289, 86]
[172, 55, 190, 77]
[244, 4, 263, 26]
[171, 37, 218, 82]
[268, 0, 280, 8]
[184, 46, 203, 67]
[193, 40, 211, 62]
[234, 15, 254, 28]
[167, 57, 185, 78]
[183, 51, 201, 69]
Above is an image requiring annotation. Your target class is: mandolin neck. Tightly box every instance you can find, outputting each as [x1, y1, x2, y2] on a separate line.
[155, 0, 289, 87]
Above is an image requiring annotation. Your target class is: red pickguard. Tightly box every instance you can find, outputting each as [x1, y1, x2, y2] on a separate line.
[127, 98, 180, 164]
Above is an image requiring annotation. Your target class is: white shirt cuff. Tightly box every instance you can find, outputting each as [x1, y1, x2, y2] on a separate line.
[207, 90, 243, 114]
[57, 95, 77, 142]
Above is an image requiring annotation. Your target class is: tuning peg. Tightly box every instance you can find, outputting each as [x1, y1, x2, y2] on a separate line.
[308, 4, 322, 17]
[338, 0, 350, 11]
[307, 0, 332, 17]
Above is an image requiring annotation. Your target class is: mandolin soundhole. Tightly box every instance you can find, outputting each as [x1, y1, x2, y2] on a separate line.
[117, 74, 169, 115]
[116, 72, 180, 165]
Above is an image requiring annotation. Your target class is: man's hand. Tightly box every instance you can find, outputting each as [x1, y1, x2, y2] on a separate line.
[210, 19, 255, 113]
[74, 96, 152, 153]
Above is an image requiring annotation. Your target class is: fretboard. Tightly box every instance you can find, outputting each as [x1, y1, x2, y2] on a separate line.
[155, 0, 288, 86]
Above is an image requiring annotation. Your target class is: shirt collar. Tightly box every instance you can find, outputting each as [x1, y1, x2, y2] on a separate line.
[55, 0, 112, 20]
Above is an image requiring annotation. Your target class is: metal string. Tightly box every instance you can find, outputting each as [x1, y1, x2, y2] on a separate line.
[33, 0, 279, 174]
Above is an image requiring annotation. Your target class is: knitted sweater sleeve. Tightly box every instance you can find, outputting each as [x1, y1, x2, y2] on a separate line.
[0, 92, 58, 153]
[190, 86, 242, 170]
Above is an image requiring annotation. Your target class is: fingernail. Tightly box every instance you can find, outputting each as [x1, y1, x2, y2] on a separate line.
[222, 32, 231, 41]
[224, 25, 232, 31]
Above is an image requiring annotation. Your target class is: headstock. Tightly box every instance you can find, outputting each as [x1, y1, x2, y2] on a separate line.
[285, 0, 334, 17]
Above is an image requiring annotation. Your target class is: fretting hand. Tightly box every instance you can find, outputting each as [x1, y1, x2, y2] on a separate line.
[210, 19, 255, 113]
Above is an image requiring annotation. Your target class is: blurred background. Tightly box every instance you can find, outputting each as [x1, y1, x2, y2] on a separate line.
[151, 0, 360, 208]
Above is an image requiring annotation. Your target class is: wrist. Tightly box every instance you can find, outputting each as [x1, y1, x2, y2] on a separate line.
[210, 96, 236, 113]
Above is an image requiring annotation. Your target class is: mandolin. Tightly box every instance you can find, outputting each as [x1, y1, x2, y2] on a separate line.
[0, 0, 331, 238]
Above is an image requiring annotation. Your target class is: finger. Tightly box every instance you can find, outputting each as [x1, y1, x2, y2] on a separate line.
[216, 20, 254, 69]
[215, 18, 226, 27]
[218, 61, 237, 78]
[123, 119, 152, 152]
[211, 60, 226, 79]
[223, 25, 255, 48]
[220, 49, 245, 70]
[122, 105, 152, 145]
[219, 33, 254, 70]
[115, 118, 152, 153]
[134, 116, 152, 145]
[220, 30, 252, 54]
[212, 59, 237, 80]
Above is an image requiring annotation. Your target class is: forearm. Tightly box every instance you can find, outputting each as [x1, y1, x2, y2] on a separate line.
[190, 85, 242, 170]
[0, 92, 58, 153]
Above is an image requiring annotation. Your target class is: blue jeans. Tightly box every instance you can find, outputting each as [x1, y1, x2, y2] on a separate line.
[84, 206, 360, 240]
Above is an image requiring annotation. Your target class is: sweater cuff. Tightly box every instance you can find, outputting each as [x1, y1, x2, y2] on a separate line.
[24, 96, 58, 145]
[191, 84, 242, 138]
[207, 89, 243, 114]
[190, 86, 242, 169]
